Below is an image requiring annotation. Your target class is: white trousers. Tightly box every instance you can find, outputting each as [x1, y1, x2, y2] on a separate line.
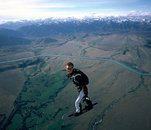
[75, 89, 85, 113]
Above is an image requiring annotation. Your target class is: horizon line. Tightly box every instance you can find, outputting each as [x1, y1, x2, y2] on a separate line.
[0, 11, 151, 24]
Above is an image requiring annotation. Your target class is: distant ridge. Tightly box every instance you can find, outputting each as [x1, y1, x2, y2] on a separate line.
[18, 15, 151, 37]
[0, 14, 151, 29]
[0, 15, 151, 37]
[0, 28, 31, 46]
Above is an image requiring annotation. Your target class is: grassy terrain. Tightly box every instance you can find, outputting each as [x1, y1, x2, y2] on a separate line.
[0, 69, 25, 115]
[0, 32, 151, 130]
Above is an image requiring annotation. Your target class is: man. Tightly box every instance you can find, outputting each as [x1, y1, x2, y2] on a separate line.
[65, 62, 93, 116]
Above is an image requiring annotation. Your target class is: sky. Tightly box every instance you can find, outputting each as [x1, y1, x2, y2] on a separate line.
[0, 0, 151, 22]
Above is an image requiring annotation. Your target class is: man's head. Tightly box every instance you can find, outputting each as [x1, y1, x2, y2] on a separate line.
[65, 62, 74, 74]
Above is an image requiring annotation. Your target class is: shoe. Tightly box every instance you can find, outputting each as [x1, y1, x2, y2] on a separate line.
[85, 99, 93, 110]
[74, 112, 81, 116]
[85, 105, 93, 110]
[86, 99, 93, 105]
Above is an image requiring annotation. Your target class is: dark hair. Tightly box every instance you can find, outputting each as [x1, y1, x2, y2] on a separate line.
[65, 62, 74, 67]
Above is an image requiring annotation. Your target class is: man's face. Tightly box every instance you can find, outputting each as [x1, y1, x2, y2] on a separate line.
[65, 65, 73, 74]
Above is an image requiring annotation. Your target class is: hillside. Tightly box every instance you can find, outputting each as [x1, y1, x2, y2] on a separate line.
[0, 28, 31, 46]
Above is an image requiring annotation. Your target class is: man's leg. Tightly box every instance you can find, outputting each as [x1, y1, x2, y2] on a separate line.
[83, 85, 88, 97]
[75, 89, 84, 113]
[83, 86, 93, 109]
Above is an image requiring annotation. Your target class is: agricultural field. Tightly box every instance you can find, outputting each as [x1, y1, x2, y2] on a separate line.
[0, 32, 151, 130]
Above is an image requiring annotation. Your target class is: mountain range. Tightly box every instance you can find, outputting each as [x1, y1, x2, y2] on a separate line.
[0, 15, 151, 45]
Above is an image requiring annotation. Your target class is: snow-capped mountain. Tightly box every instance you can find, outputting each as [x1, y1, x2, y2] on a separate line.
[0, 14, 151, 37]
[1, 13, 151, 28]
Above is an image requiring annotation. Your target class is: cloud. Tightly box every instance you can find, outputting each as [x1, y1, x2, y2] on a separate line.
[0, 0, 150, 22]
[0, 0, 76, 20]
